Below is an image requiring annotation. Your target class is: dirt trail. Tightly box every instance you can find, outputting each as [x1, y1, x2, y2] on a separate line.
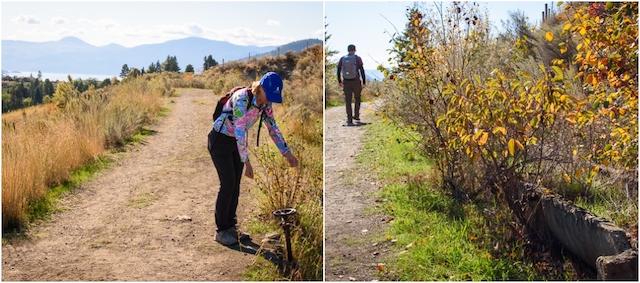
[324, 101, 391, 281]
[2, 89, 264, 281]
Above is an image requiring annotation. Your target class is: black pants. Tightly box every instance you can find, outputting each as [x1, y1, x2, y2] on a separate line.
[343, 79, 362, 123]
[208, 130, 244, 232]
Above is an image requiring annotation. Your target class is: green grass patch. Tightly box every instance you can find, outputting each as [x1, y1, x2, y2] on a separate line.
[127, 193, 158, 209]
[123, 127, 157, 145]
[241, 256, 283, 281]
[358, 120, 558, 280]
[25, 156, 112, 224]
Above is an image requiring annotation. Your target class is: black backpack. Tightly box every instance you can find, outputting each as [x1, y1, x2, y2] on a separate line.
[213, 86, 249, 121]
[212, 86, 265, 146]
[341, 54, 358, 80]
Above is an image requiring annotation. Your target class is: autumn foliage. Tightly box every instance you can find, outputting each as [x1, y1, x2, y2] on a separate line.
[383, 1, 637, 223]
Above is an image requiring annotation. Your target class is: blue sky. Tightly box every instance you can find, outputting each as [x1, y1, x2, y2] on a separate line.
[326, 1, 551, 72]
[2, 1, 324, 47]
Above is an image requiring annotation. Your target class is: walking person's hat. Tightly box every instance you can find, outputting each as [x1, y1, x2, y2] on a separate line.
[348, 44, 356, 51]
[260, 72, 283, 103]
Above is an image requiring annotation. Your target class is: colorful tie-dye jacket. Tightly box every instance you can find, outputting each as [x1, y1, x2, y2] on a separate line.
[212, 88, 290, 162]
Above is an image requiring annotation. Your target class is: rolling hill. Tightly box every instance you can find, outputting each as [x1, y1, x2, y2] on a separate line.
[2, 36, 322, 76]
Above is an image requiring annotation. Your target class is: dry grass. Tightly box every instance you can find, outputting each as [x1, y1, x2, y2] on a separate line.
[2, 75, 170, 230]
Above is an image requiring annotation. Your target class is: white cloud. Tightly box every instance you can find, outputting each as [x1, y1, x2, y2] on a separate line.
[98, 19, 118, 30]
[186, 23, 204, 35]
[267, 19, 281, 26]
[12, 14, 42, 24]
[51, 17, 68, 25]
[212, 27, 289, 47]
[56, 28, 86, 36]
[76, 18, 119, 30]
[78, 18, 91, 25]
[312, 28, 323, 38]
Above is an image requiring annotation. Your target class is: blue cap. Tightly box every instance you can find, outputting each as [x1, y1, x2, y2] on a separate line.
[259, 72, 283, 103]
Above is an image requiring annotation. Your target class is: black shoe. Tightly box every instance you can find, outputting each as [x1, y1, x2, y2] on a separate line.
[353, 116, 360, 121]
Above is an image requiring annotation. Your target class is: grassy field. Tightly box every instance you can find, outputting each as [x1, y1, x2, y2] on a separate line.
[2, 75, 170, 232]
[357, 119, 574, 280]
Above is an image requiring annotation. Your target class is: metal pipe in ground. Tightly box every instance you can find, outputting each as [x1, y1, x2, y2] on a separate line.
[273, 208, 297, 263]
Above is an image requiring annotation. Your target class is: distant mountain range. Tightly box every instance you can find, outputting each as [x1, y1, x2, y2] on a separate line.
[2, 36, 322, 76]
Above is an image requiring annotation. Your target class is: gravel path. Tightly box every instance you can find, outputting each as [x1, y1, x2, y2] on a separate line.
[324, 100, 391, 281]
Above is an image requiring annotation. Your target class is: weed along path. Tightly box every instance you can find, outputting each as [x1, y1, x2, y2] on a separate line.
[2, 88, 261, 281]
[324, 101, 390, 281]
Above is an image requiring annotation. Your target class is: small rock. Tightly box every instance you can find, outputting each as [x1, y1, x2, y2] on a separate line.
[346, 220, 352, 224]
[361, 229, 368, 234]
[174, 215, 192, 222]
[373, 251, 380, 256]
[349, 277, 357, 281]
[406, 242, 414, 249]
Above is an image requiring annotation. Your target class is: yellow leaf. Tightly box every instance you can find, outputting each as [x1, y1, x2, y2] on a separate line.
[563, 173, 571, 183]
[515, 139, 525, 151]
[508, 139, 516, 156]
[545, 32, 554, 41]
[579, 27, 586, 35]
[492, 126, 507, 136]
[414, 19, 419, 26]
[472, 129, 485, 142]
[478, 132, 489, 146]
[573, 149, 578, 156]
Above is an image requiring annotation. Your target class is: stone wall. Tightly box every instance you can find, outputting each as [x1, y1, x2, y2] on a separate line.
[518, 183, 637, 280]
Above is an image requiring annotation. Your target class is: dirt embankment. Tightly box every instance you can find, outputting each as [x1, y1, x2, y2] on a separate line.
[324, 101, 392, 281]
[2, 89, 264, 281]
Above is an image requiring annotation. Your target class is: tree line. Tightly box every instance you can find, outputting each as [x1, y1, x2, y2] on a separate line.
[2, 53, 220, 113]
[120, 54, 219, 79]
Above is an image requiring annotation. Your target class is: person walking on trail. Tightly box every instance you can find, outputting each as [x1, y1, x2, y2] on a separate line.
[337, 44, 366, 126]
[207, 72, 299, 246]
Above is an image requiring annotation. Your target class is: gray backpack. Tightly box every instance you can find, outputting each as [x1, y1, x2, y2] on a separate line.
[341, 54, 358, 80]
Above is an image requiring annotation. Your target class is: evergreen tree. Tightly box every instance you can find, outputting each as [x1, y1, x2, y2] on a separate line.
[74, 78, 87, 93]
[43, 79, 55, 98]
[120, 64, 130, 78]
[162, 55, 180, 72]
[30, 78, 43, 105]
[203, 55, 218, 70]
[185, 64, 194, 73]
[99, 78, 111, 88]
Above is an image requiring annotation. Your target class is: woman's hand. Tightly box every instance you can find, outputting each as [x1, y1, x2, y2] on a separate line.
[284, 152, 299, 167]
[244, 161, 254, 179]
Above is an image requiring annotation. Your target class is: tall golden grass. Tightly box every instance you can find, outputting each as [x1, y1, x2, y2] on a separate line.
[2, 75, 170, 230]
